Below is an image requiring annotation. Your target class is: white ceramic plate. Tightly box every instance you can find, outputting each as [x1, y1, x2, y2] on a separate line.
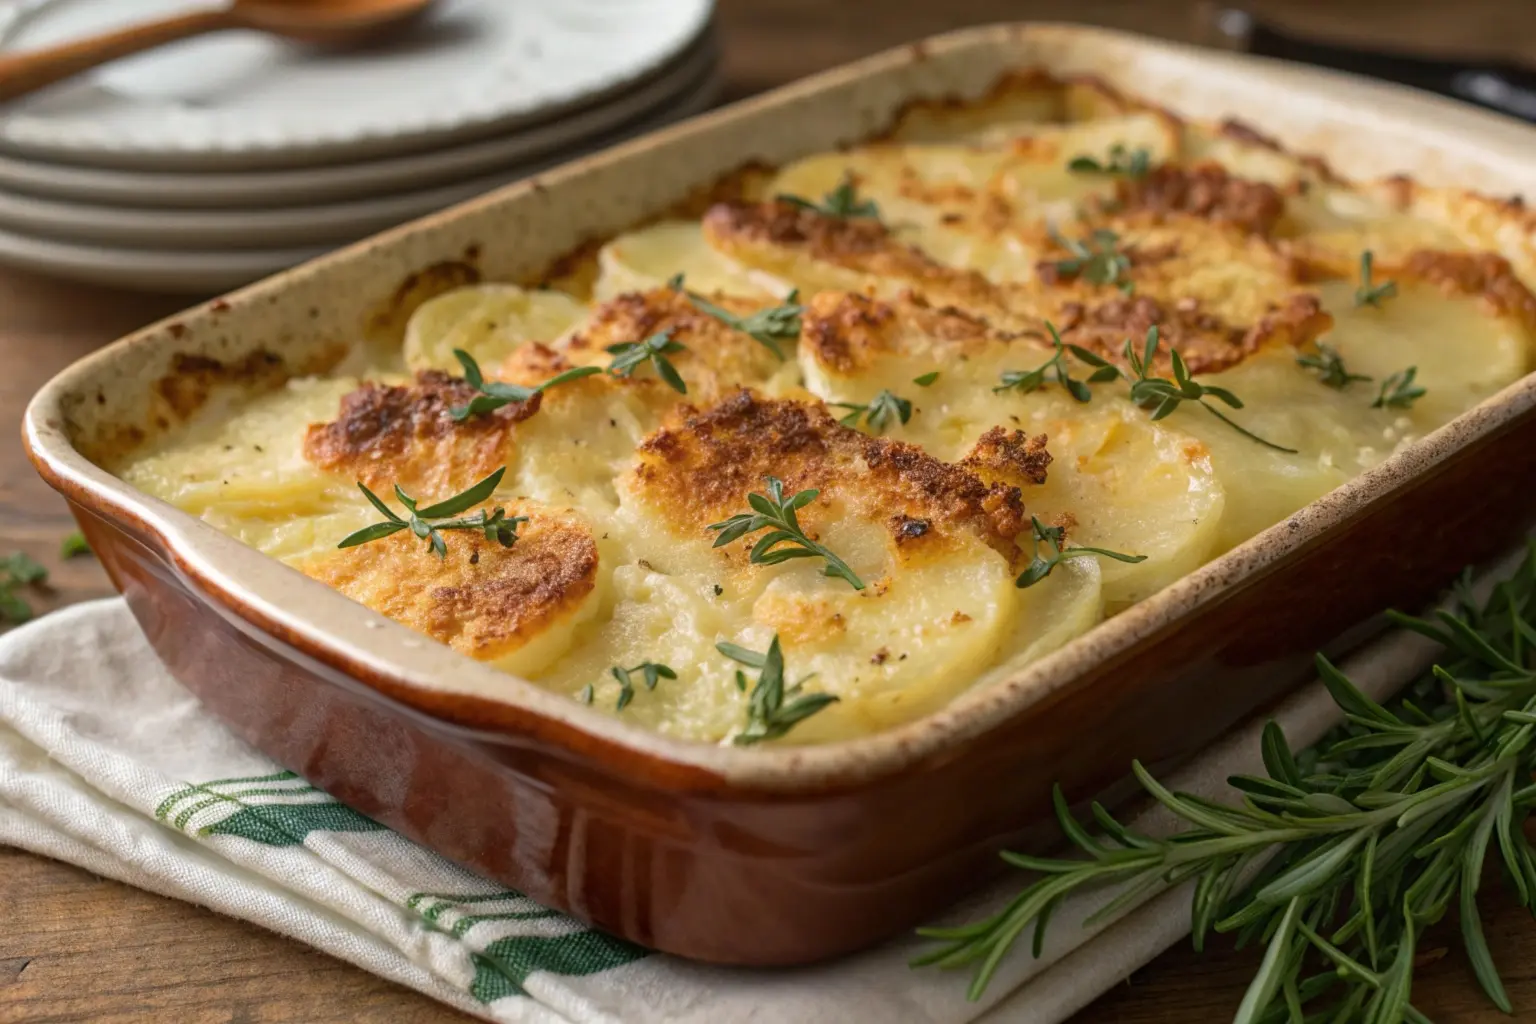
[0, 67, 721, 249]
[0, 0, 714, 169]
[0, 35, 718, 209]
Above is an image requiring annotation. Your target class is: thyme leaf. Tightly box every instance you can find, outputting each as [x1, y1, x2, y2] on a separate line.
[337, 467, 526, 559]
[1067, 144, 1151, 179]
[1050, 228, 1134, 294]
[609, 661, 678, 710]
[671, 273, 802, 360]
[776, 174, 880, 219]
[1373, 367, 1426, 410]
[832, 389, 913, 433]
[606, 330, 687, 394]
[449, 349, 601, 421]
[994, 322, 1111, 403]
[718, 635, 838, 744]
[1355, 250, 1399, 308]
[1296, 342, 1373, 390]
[707, 475, 864, 591]
[1016, 515, 1145, 588]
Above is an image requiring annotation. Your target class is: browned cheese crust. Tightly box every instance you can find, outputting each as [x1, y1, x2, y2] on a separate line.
[1105, 163, 1288, 237]
[300, 507, 599, 665]
[303, 371, 536, 496]
[960, 427, 1053, 490]
[628, 389, 1032, 563]
[799, 290, 1044, 375]
[1400, 250, 1536, 334]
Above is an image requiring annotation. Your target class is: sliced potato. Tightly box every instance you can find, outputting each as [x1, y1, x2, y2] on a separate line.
[402, 284, 587, 373]
[594, 220, 778, 303]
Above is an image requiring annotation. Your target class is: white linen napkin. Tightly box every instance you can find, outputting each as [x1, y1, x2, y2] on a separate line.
[0, 562, 1508, 1023]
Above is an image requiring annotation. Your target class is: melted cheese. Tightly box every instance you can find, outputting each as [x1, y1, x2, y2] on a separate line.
[109, 76, 1536, 746]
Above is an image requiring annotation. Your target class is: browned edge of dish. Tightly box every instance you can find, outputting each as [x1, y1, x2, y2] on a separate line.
[23, 23, 1536, 963]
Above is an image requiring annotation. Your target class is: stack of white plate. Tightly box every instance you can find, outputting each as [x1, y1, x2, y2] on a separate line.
[0, 0, 717, 293]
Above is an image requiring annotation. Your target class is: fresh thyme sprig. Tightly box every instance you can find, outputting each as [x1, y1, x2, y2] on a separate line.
[1016, 515, 1146, 588]
[1067, 144, 1151, 178]
[1355, 250, 1399, 308]
[670, 273, 803, 360]
[450, 349, 600, 421]
[1296, 342, 1373, 390]
[0, 552, 48, 624]
[917, 545, 1536, 1021]
[1076, 326, 1297, 453]
[1050, 228, 1134, 294]
[995, 322, 1118, 403]
[707, 475, 865, 591]
[1373, 367, 1426, 410]
[832, 389, 912, 433]
[606, 330, 687, 394]
[338, 467, 525, 559]
[608, 661, 678, 711]
[718, 635, 838, 744]
[776, 174, 880, 219]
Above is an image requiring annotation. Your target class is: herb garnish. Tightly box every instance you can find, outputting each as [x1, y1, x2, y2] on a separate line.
[718, 635, 838, 744]
[832, 390, 912, 433]
[1074, 326, 1297, 453]
[606, 330, 687, 394]
[994, 322, 1118, 403]
[577, 684, 594, 705]
[450, 349, 600, 421]
[1050, 228, 1134, 294]
[1016, 516, 1145, 588]
[609, 661, 678, 710]
[0, 552, 48, 624]
[1373, 367, 1426, 410]
[1354, 250, 1398, 308]
[776, 174, 880, 219]
[913, 372, 940, 387]
[918, 545, 1536, 1022]
[60, 531, 91, 559]
[707, 476, 864, 591]
[1067, 144, 1151, 179]
[671, 274, 802, 360]
[338, 467, 525, 559]
[1296, 342, 1372, 390]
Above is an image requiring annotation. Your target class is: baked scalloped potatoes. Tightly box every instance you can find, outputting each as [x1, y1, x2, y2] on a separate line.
[111, 75, 1536, 746]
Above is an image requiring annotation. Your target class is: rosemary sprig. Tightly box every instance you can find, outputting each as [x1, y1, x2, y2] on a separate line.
[1355, 250, 1399, 308]
[450, 349, 600, 421]
[832, 389, 912, 433]
[1078, 326, 1297, 453]
[60, 531, 91, 559]
[0, 552, 48, 624]
[718, 635, 838, 744]
[1297, 342, 1373, 390]
[707, 476, 865, 591]
[776, 174, 880, 219]
[1050, 228, 1134, 294]
[995, 322, 1118, 403]
[1067, 144, 1151, 178]
[1373, 367, 1426, 410]
[337, 467, 525, 559]
[917, 545, 1536, 1022]
[670, 273, 802, 360]
[1016, 515, 1145, 588]
[608, 661, 678, 711]
[606, 330, 687, 394]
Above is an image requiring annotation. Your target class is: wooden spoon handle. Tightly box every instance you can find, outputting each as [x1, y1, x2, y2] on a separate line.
[0, 8, 241, 104]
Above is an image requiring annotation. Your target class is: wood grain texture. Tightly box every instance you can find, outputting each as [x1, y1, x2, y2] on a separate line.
[2, 1, 1533, 1020]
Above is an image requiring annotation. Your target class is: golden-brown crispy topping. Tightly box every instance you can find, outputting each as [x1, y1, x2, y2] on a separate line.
[960, 427, 1053, 488]
[1108, 163, 1287, 237]
[1053, 292, 1331, 375]
[303, 371, 535, 493]
[630, 389, 1028, 560]
[1401, 250, 1536, 330]
[800, 290, 1035, 376]
[301, 508, 598, 664]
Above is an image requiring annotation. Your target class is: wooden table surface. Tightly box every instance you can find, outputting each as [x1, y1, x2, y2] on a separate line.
[4, 1, 1536, 1021]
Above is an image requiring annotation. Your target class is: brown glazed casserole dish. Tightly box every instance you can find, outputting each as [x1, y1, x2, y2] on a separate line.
[23, 25, 1536, 966]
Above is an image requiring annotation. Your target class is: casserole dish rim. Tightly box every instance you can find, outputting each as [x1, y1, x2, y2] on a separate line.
[23, 21, 1536, 793]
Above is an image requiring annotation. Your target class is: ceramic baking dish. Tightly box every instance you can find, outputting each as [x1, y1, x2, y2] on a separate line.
[24, 24, 1536, 967]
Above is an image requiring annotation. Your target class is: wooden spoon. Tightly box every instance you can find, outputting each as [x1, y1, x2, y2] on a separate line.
[0, 0, 437, 104]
